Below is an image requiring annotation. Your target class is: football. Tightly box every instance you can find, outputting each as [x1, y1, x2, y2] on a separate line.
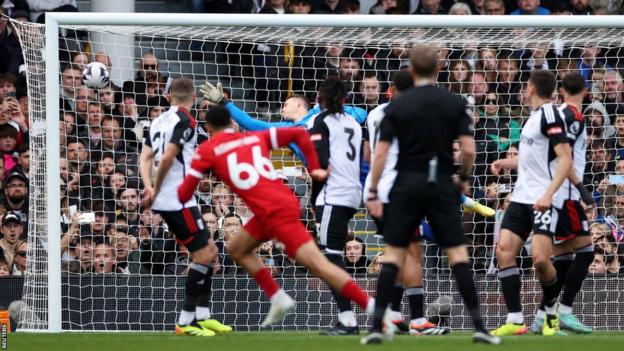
[82, 61, 110, 89]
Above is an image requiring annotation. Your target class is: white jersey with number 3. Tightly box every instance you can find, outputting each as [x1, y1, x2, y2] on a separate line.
[307, 111, 362, 208]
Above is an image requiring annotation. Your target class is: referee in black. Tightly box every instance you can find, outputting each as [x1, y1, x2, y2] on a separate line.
[362, 45, 500, 345]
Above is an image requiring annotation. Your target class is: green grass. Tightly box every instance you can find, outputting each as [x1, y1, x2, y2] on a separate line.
[6, 331, 624, 351]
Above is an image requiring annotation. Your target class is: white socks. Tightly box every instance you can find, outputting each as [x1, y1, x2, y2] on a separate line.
[506, 312, 524, 324]
[535, 309, 546, 320]
[338, 310, 357, 327]
[545, 304, 557, 316]
[559, 304, 572, 315]
[410, 317, 427, 326]
[178, 310, 195, 326]
[272, 289, 289, 303]
[365, 298, 375, 315]
[196, 306, 212, 320]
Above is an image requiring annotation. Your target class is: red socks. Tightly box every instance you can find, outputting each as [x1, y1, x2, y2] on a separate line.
[340, 279, 370, 310]
[253, 267, 279, 298]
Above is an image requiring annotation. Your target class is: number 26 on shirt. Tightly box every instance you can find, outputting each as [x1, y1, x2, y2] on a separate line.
[227, 145, 277, 190]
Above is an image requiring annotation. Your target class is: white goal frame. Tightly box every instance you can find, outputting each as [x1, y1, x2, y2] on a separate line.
[41, 12, 624, 333]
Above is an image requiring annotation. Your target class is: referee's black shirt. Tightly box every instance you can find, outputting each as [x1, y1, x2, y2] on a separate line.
[379, 83, 473, 176]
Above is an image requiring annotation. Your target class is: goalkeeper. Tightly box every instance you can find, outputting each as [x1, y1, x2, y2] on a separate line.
[200, 82, 367, 129]
[199, 82, 367, 163]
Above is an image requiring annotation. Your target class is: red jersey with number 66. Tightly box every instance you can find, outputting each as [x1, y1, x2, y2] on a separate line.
[178, 127, 321, 219]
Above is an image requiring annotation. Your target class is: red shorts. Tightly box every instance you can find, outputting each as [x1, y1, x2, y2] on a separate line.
[244, 208, 312, 257]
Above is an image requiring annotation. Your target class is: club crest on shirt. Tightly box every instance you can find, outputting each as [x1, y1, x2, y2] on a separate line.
[569, 121, 580, 134]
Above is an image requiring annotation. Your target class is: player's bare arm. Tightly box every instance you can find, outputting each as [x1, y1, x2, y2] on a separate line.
[534, 142, 572, 211]
[456, 135, 476, 192]
[568, 158, 595, 207]
[154, 143, 182, 198]
[366, 140, 390, 218]
[491, 157, 518, 176]
[363, 140, 371, 163]
[139, 145, 155, 206]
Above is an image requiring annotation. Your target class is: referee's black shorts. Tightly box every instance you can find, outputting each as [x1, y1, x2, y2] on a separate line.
[154, 206, 210, 252]
[383, 172, 465, 249]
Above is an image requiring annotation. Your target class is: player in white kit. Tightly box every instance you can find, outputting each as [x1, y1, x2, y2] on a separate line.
[139, 78, 231, 337]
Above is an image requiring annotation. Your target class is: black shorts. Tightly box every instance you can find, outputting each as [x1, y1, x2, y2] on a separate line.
[155, 206, 210, 252]
[555, 200, 589, 244]
[315, 205, 356, 253]
[383, 172, 464, 249]
[372, 211, 422, 243]
[500, 201, 558, 241]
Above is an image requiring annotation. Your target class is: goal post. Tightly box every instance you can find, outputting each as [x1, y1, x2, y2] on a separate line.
[10, 13, 624, 332]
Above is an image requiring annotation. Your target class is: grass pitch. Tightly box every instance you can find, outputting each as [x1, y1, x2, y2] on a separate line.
[6, 331, 624, 351]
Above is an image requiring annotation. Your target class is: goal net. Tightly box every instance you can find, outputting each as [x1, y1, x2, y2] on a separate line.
[9, 14, 624, 331]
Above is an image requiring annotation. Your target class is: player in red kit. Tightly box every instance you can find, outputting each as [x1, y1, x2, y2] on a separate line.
[178, 105, 373, 327]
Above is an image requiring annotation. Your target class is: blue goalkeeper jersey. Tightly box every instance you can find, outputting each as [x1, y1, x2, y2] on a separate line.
[224, 101, 367, 164]
[225, 101, 367, 130]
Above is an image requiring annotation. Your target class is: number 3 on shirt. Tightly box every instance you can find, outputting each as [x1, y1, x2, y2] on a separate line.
[227, 145, 277, 190]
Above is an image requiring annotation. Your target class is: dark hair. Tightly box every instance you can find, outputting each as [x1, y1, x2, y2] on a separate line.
[61, 63, 82, 73]
[17, 143, 29, 155]
[205, 104, 232, 129]
[90, 200, 107, 215]
[393, 70, 414, 93]
[223, 213, 242, 224]
[337, 0, 360, 13]
[410, 44, 438, 77]
[100, 115, 120, 128]
[65, 137, 86, 148]
[0, 124, 18, 139]
[201, 206, 217, 216]
[0, 74, 17, 86]
[147, 95, 170, 115]
[319, 76, 346, 114]
[116, 187, 138, 200]
[529, 70, 557, 99]
[385, 5, 408, 14]
[344, 234, 366, 255]
[561, 71, 586, 96]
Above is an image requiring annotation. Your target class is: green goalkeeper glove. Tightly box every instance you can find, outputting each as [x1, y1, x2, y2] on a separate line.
[200, 81, 225, 104]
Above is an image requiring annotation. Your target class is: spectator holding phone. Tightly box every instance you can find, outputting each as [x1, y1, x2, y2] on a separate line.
[258, 240, 280, 276]
[0, 92, 29, 140]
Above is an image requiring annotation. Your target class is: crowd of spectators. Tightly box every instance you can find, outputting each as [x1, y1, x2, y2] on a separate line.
[1, 0, 624, 282]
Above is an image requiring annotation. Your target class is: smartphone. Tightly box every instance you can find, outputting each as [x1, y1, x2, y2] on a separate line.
[76, 212, 96, 224]
[609, 175, 624, 185]
[69, 205, 78, 218]
[4, 91, 16, 98]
